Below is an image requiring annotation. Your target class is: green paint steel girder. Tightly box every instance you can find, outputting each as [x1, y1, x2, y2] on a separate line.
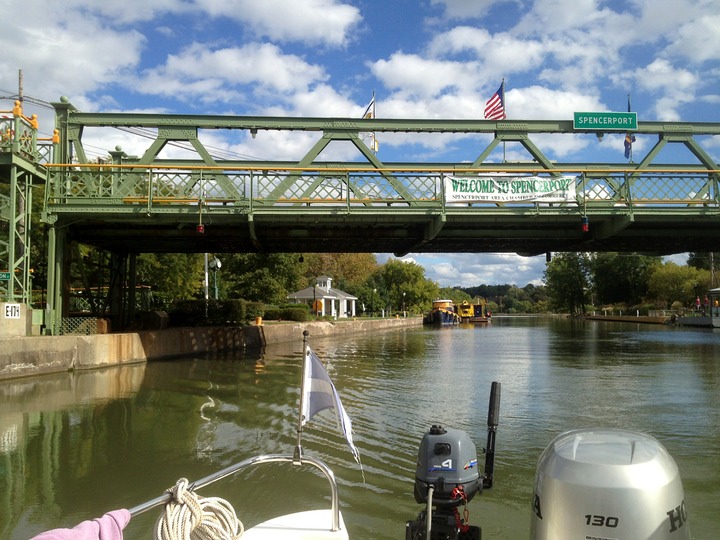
[62, 111, 720, 136]
[42, 98, 720, 259]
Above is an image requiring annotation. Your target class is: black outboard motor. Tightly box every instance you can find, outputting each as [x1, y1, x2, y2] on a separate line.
[406, 382, 501, 540]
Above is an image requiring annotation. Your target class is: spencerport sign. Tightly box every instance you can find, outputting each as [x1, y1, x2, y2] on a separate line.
[573, 112, 637, 131]
[445, 175, 576, 203]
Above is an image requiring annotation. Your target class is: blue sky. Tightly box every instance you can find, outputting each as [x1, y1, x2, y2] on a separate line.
[1, 0, 718, 286]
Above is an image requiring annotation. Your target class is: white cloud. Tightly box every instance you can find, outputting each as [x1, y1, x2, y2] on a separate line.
[205, 0, 362, 46]
[285, 84, 358, 117]
[632, 59, 698, 120]
[429, 27, 546, 77]
[371, 53, 479, 97]
[515, 0, 605, 34]
[0, 8, 144, 102]
[430, 0, 505, 19]
[636, 59, 696, 93]
[507, 86, 603, 119]
[134, 42, 328, 102]
[667, 15, 720, 64]
[390, 252, 548, 287]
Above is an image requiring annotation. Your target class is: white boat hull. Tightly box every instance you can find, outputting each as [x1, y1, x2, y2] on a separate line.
[243, 509, 349, 539]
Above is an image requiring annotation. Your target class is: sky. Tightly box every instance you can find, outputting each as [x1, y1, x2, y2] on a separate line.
[1, 0, 719, 287]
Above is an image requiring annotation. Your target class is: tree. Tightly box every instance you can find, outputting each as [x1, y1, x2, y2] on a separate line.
[438, 287, 471, 306]
[378, 259, 439, 314]
[300, 253, 378, 290]
[355, 259, 439, 316]
[647, 262, 711, 309]
[222, 253, 303, 304]
[543, 252, 591, 315]
[688, 252, 719, 287]
[137, 253, 205, 302]
[592, 253, 660, 305]
[687, 252, 719, 271]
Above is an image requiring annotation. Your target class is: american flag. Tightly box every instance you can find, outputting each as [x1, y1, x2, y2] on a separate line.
[484, 81, 506, 120]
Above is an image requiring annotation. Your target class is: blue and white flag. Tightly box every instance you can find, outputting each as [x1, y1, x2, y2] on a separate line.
[301, 346, 360, 464]
[624, 94, 636, 160]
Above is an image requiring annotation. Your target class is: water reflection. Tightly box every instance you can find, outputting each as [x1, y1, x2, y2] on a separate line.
[1, 320, 719, 539]
[0, 364, 146, 539]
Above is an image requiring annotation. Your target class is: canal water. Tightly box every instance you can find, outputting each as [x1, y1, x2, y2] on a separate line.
[1, 317, 718, 539]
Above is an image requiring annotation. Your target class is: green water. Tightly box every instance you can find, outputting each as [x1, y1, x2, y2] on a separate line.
[1, 317, 718, 538]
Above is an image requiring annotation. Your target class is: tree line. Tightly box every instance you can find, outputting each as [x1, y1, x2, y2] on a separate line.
[131, 251, 718, 317]
[544, 252, 718, 315]
[41, 244, 720, 318]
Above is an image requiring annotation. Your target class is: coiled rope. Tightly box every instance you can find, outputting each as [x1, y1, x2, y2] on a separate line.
[154, 478, 244, 540]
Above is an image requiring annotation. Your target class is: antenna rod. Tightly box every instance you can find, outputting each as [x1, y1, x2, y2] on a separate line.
[483, 381, 501, 489]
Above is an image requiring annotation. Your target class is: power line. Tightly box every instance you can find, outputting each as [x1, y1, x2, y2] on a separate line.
[2, 93, 267, 161]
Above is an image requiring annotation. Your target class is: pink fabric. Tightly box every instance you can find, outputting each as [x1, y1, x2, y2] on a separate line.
[31, 509, 131, 540]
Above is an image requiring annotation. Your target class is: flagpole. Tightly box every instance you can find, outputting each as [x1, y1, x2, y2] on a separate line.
[627, 93, 633, 163]
[372, 90, 377, 155]
[501, 79, 507, 162]
[295, 330, 311, 461]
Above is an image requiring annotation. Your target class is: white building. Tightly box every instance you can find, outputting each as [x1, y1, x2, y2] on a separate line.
[287, 276, 358, 318]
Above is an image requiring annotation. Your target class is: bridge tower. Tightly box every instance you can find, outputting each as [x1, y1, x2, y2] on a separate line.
[0, 100, 47, 335]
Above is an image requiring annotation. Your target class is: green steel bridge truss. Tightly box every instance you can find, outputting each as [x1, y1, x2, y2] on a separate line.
[1, 96, 719, 333]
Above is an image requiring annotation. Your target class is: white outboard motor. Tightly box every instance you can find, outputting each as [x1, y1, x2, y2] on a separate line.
[531, 428, 690, 540]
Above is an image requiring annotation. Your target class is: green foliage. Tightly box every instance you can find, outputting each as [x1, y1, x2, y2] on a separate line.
[55, 240, 720, 322]
[543, 253, 592, 315]
[222, 253, 302, 303]
[263, 306, 310, 322]
[167, 299, 263, 326]
[299, 253, 378, 289]
[456, 283, 549, 314]
[137, 253, 205, 299]
[592, 253, 660, 305]
[364, 259, 439, 314]
[438, 287, 471, 305]
[647, 262, 711, 308]
[687, 252, 719, 271]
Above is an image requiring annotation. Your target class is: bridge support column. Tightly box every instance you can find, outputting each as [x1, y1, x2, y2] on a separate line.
[44, 225, 69, 335]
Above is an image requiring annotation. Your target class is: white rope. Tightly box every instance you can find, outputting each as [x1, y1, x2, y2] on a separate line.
[154, 478, 244, 540]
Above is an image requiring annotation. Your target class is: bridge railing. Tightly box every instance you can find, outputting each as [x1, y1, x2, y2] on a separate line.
[0, 111, 40, 161]
[44, 165, 719, 212]
[578, 172, 719, 207]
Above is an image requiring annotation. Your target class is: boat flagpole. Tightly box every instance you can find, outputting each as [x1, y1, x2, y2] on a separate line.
[295, 330, 311, 461]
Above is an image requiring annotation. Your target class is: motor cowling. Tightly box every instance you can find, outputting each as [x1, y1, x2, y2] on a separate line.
[414, 425, 481, 507]
[530, 428, 690, 540]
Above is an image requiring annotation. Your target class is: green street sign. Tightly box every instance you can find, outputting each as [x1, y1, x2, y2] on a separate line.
[573, 112, 637, 131]
[0, 272, 10, 280]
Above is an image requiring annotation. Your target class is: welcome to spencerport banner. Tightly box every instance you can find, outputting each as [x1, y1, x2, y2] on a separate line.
[445, 175, 577, 203]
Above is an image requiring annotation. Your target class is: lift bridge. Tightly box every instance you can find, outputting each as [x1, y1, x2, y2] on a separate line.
[1, 96, 719, 334]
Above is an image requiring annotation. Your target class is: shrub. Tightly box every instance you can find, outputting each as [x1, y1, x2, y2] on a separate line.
[167, 299, 265, 326]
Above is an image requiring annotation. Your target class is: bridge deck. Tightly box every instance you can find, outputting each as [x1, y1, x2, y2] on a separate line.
[43, 165, 720, 256]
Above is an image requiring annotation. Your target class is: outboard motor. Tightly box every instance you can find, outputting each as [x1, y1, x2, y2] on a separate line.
[406, 382, 500, 540]
[413, 425, 481, 507]
[531, 428, 691, 540]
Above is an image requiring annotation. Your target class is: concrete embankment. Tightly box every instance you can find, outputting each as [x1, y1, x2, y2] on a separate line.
[582, 314, 669, 324]
[0, 317, 422, 381]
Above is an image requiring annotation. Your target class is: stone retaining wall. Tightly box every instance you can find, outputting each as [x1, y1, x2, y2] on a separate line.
[0, 317, 422, 381]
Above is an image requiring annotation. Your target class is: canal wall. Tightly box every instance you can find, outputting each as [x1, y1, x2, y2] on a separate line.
[582, 314, 669, 324]
[0, 317, 422, 381]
